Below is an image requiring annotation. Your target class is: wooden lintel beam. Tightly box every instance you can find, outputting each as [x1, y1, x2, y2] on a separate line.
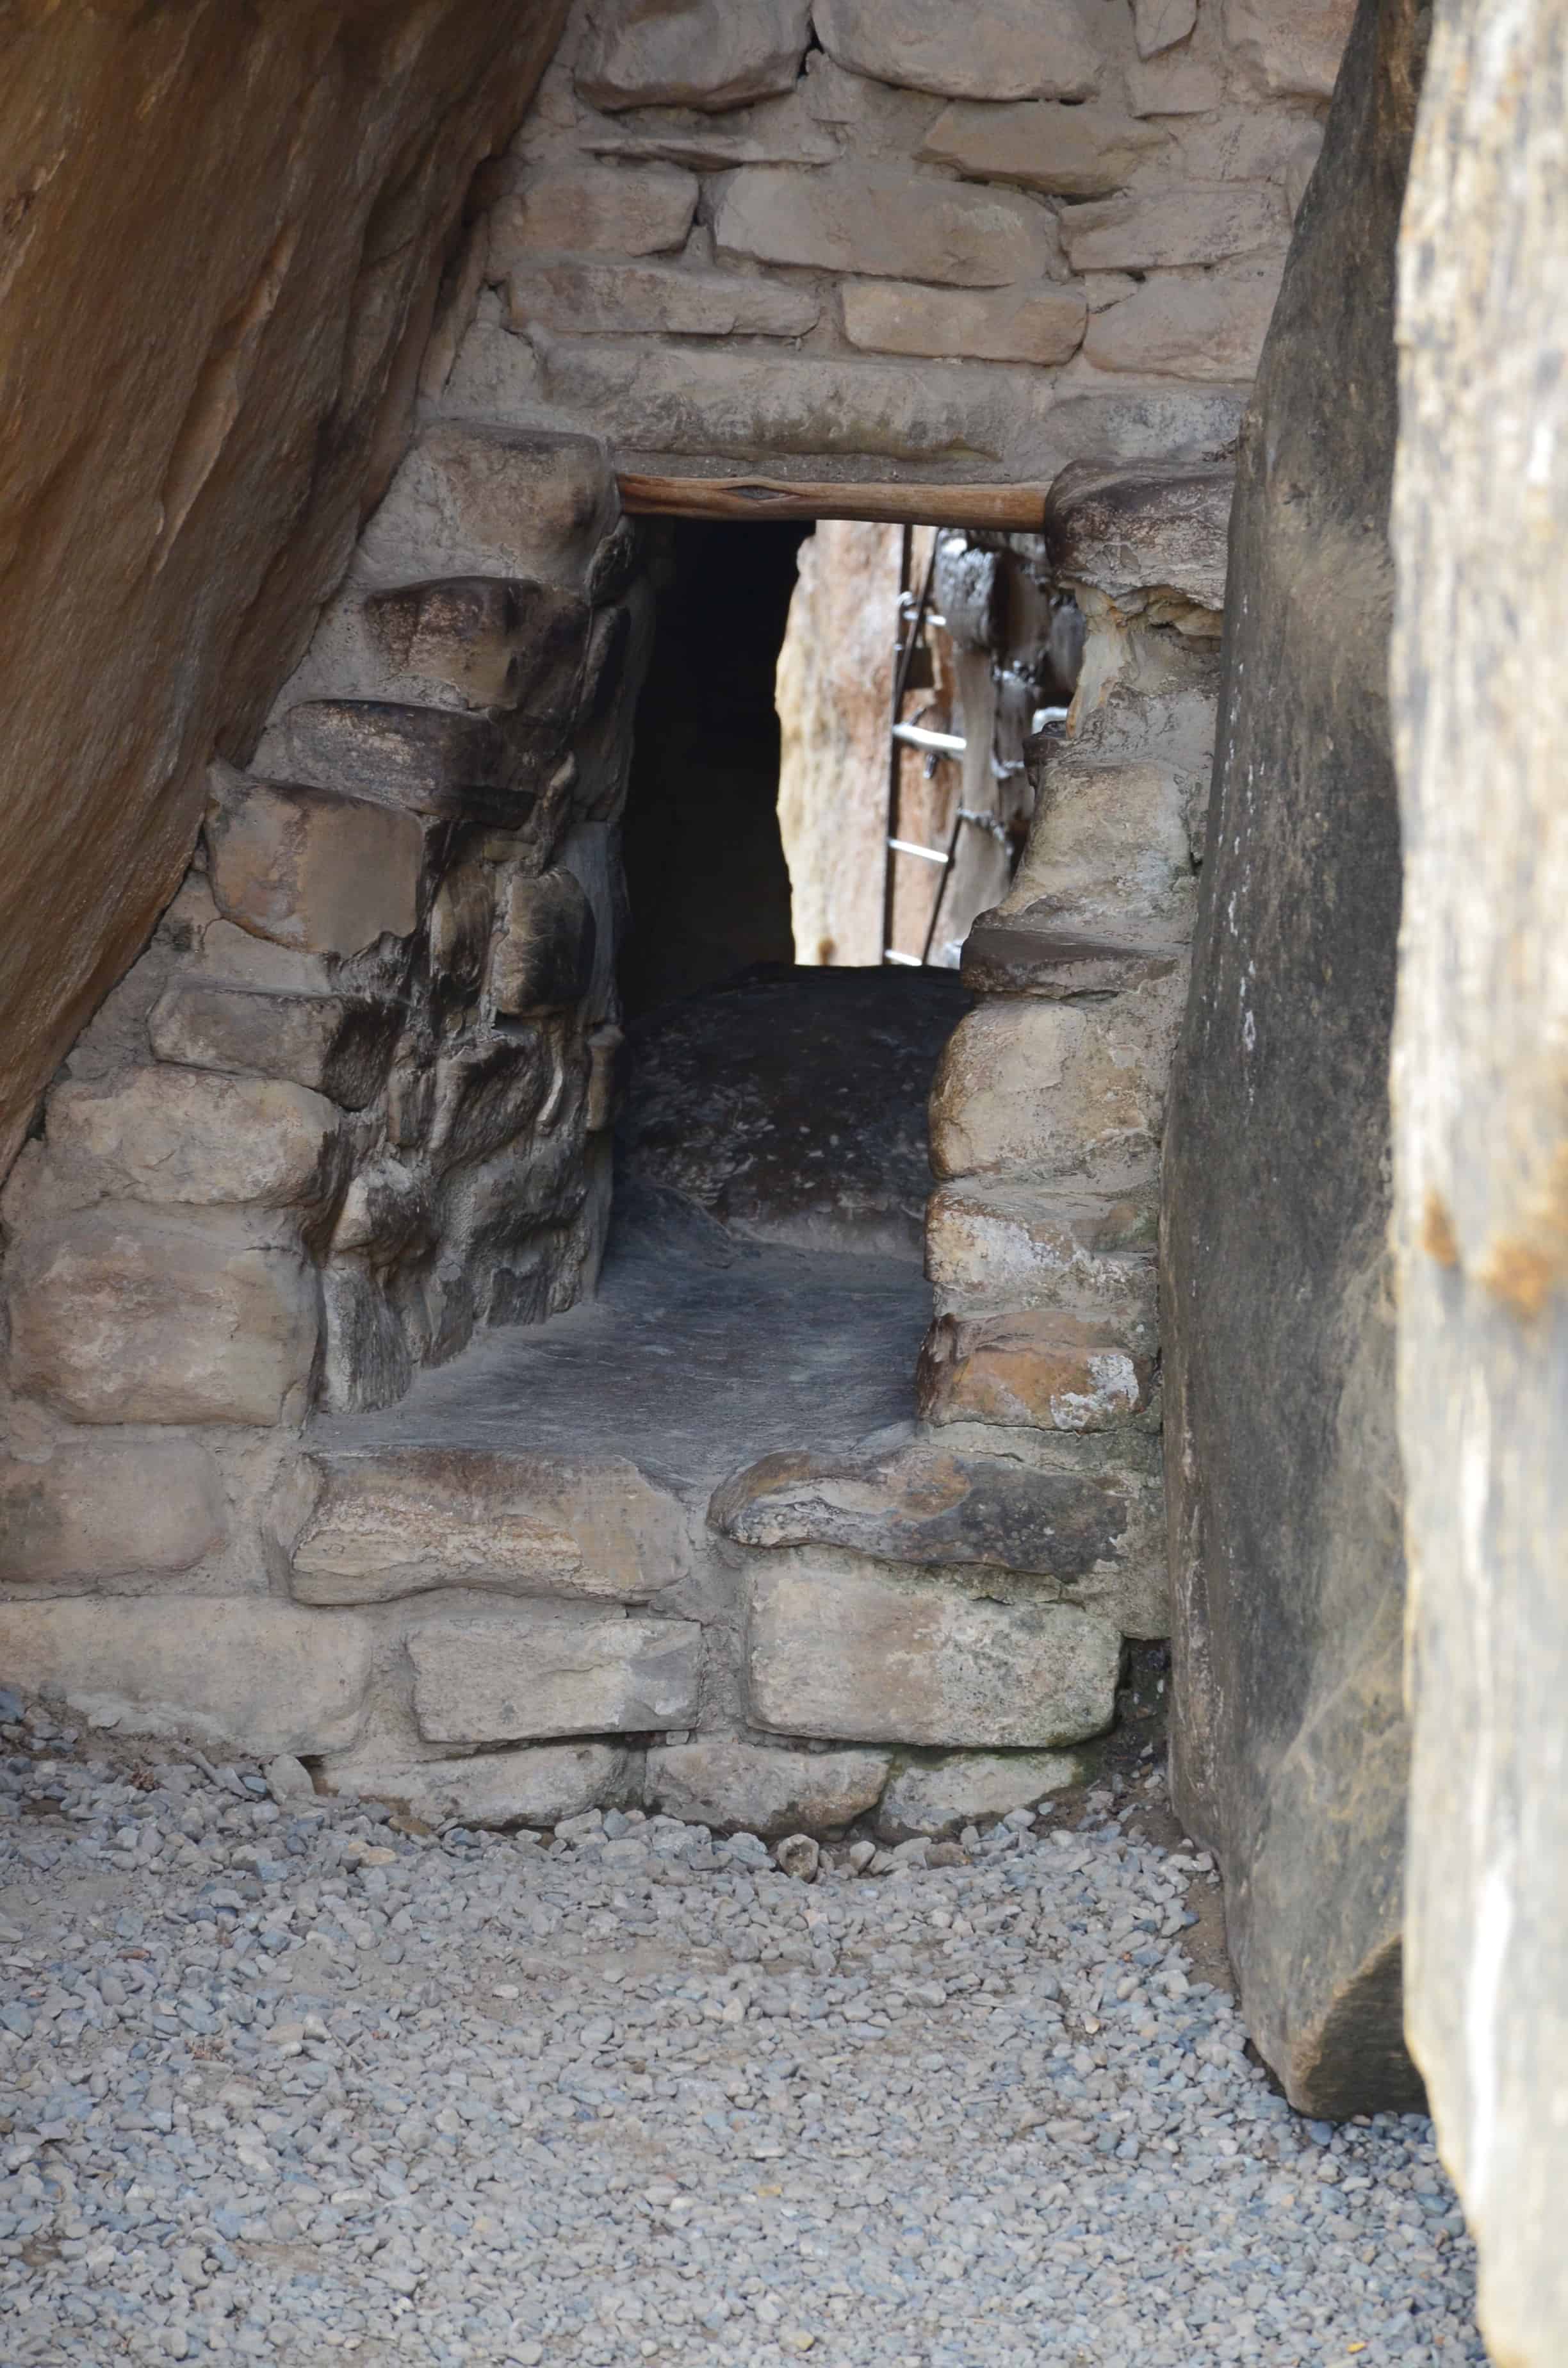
[616, 472, 1049, 534]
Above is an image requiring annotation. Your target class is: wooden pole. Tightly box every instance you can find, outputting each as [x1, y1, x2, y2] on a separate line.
[616, 472, 1049, 533]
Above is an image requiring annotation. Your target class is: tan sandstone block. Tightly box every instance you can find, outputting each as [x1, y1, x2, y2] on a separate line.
[355, 425, 620, 595]
[920, 101, 1167, 197]
[491, 161, 699, 260]
[813, 0, 1103, 101]
[8, 1207, 319, 1427]
[917, 1309, 1156, 1431]
[508, 259, 819, 339]
[645, 1738, 890, 1838]
[925, 1181, 1159, 1328]
[1084, 267, 1284, 382]
[1132, 0, 1198, 54]
[0, 1598, 372, 1755]
[46, 1068, 342, 1210]
[927, 995, 1173, 1187]
[712, 166, 1055, 288]
[0, 1440, 227, 1586]
[1126, 56, 1225, 113]
[205, 768, 424, 956]
[876, 1750, 1082, 1839]
[147, 979, 400, 1111]
[576, 0, 813, 112]
[409, 1611, 703, 1743]
[745, 1559, 1122, 1748]
[1004, 750, 1198, 930]
[1222, 0, 1353, 95]
[842, 280, 1086, 365]
[1061, 183, 1289, 272]
[322, 1740, 635, 1830]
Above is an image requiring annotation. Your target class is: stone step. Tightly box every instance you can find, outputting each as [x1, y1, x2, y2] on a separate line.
[961, 901, 1186, 999]
[925, 1178, 1157, 1324]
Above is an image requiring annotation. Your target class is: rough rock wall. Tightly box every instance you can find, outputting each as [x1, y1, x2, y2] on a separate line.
[1392, 1, 1568, 2357]
[0, 0, 571, 1181]
[1162, 0, 1425, 2117]
[453, 0, 1346, 484]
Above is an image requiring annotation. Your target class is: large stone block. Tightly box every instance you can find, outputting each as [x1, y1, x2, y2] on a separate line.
[205, 768, 423, 955]
[0, 1599, 372, 1755]
[920, 102, 1166, 196]
[0, 1440, 226, 1586]
[841, 281, 1086, 366]
[917, 1310, 1155, 1433]
[8, 1207, 319, 1427]
[1061, 185, 1288, 272]
[960, 905, 1185, 999]
[45, 1067, 342, 1210]
[714, 1440, 1135, 1586]
[355, 425, 619, 596]
[645, 1738, 890, 1838]
[1223, 0, 1354, 95]
[813, 0, 1103, 101]
[147, 979, 400, 1111]
[365, 579, 591, 721]
[283, 1449, 688, 1606]
[1004, 749, 1200, 930]
[282, 701, 537, 828]
[1163, 0, 1421, 2117]
[1043, 462, 1236, 613]
[491, 161, 699, 260]
[712, 167, 1055, 289]
[876, 1750, 1081, 1839]
[928, 992, 1175, 1188]
[1084, 269, 1284, 386]
[508, 259, 820, 340]
[322, 1740, 635, 1830]
[925, 1180, 1158, 1329]
[409, 1611, 703, 1743]
[746, 1560, 1121, 1748]
[576, 0, 813, 111]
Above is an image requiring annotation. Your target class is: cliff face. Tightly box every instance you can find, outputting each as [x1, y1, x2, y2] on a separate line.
[0, 0, 569, 1179]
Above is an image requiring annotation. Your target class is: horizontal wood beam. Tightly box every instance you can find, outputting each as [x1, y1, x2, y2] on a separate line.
[616, 472, 1049, 533]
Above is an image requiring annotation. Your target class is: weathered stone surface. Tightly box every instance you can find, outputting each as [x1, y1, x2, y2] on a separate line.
[961, 905, 1184, 1000]
[508, 258, 819, 340]
[876, 1750, 1081, 1839]
[1392, 0, 1568, 2344]
[920, 102, 1167, 196]
[284, 1448, 687, 1605]
[917, 1310, 1155, 1432]
[714, 1440, 1134, 1584]
[645, 1738, 890, 1838]
[712, 167, 1055, 289]
[1085, 269, 1284, 384]
[1164, 0, 1421, 2117]
[1060, 185, 1287, 272]
[0, 1599, 372, 1755]
[491, 161, 698, 260]
[928, 991, 1176, 1188]
[355, 425, 620, 596]
[366, 579, 591, 719]
[283, 702, 535, 827]
[1126, 54, 1225, 113]
[1133, 0, 1198, 54]
[841, 281, 1086, 366]
[580, 93, 838, 170]
[323, 1741, 635, 1829]
[488, 870, 597, 1015]
[813, 0, 1103, 101]
[8, 1208, 319, 1427]
[0, 1441, 226, 1587]
[427, 864, 494, 1003]
[746, 1561, 1122, 1748]
[926, 1181, 1158, 1329]
[1223, 0, 1354, 94]
[619, 968, 971, 1257]
[1044, 461, 1234, 614]
[45, 1068, 342, 1210]
[409, 1611, 703, 1742]
[205, 769, 423, 955]
[576, 0, 813, 111]
[0, 0, 568, 1185]
[147, 980, 400, 1110]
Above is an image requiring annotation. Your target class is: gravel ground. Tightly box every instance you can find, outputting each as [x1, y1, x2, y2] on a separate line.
[0, 1691, 1483, 2368]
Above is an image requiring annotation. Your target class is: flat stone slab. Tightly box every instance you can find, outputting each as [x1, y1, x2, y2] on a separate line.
[916, 1309, 1156, 1431]
[282, 1448, 690, 1607]
[0, 1439, 225, 1586]
[712, 1440, 1132, 1580]
[746, 1559, 1121, 1748]
[960, 905, 1186, 999]
[876, 1750, 1082, 1840]
[321, 1741, 636, 1831]
[409, 1611, 703, 1744]
[0, 1599, 372, 1756]
[644, 1737, 889, 1838]
[926, 1180, 1157, 1325]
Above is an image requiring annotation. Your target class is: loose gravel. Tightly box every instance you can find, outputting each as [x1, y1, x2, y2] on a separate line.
[0, 1691, 1483, 2368]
